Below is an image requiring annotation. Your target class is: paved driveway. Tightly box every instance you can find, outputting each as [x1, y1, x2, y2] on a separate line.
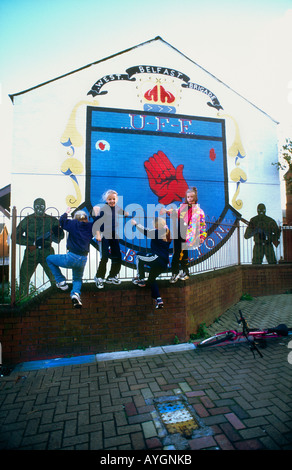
[0, 294, 291, 450]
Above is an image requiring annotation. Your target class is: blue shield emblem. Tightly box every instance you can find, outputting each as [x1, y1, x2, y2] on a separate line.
[82, 107, 240, 267]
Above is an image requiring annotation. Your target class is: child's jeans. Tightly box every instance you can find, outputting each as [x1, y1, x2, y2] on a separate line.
[46, 252, 87, 296]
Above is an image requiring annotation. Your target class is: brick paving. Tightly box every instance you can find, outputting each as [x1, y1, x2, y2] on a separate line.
[0, 294, 292, 450]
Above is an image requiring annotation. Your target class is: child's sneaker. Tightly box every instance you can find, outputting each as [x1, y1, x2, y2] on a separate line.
[94, 276, 104, 289]
[105, 276, 121, 285]
[169, 274, 179, 283]
[132, 277, 146, 287]
[179, 271, 189, 280]
[71, 292, 82, 308]
[56, 281, 68, 291]
[155, 297, 164, 309]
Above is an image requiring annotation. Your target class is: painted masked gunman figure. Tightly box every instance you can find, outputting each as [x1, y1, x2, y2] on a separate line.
[244, 203, 281, 264]
[16, 198, 64, 295]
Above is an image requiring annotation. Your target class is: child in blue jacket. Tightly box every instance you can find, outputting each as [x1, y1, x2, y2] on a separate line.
[47, 206, 99, 308]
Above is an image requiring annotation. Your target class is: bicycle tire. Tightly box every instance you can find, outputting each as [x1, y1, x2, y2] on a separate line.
[196, 332, 235, 348]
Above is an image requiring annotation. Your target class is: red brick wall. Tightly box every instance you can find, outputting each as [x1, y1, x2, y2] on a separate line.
[0, 264, 291, 365]
[242, 263, 292, 296]
[184, 266, 243, 336]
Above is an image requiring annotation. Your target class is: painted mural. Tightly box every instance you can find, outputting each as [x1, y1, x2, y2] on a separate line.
[9, 37, 283, 300]
[59, 64, 246, 268]
[244, 203, 281, 264]
[15, 198, 64, 295]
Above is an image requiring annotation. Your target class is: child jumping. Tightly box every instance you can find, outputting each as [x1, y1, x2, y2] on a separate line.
[94, 190, 129, 288]
[131, 217, 171, 309]
[46, 206, 99, 308]
[161, 187, 207, 283]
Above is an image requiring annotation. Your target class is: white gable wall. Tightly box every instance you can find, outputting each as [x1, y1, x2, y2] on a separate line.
[10, 39, 282, 293]
[11, 39, 281, 223]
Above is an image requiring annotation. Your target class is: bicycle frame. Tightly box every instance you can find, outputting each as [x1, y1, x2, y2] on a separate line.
[194, 309, 292, 358]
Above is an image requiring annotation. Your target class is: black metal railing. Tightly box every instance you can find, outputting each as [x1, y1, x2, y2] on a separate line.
[0, 207, 287, 306]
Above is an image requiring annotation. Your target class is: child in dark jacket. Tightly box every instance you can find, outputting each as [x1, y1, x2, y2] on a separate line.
[46, 206, 99, 308]
[131, 217, 171, 309]
[93, 190, 129, 288]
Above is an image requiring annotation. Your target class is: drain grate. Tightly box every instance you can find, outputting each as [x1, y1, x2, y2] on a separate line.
[149, 394, 215, 449]
[155, 400, 199, 438]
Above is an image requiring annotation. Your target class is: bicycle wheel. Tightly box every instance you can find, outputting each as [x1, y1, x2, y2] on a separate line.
[196, 331, 235, 349]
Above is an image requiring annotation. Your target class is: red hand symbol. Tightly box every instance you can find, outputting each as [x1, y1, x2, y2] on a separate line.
[144, 151, 188, 205]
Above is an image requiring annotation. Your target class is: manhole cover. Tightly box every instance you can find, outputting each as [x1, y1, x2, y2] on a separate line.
[149, 394, 214, 449]
[155, 399, 199, 437]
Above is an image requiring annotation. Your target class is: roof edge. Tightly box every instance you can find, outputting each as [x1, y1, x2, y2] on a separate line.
[9, 36, 163, 103]
[8, 36, 279, 124]
[158, 38, 279, 124]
